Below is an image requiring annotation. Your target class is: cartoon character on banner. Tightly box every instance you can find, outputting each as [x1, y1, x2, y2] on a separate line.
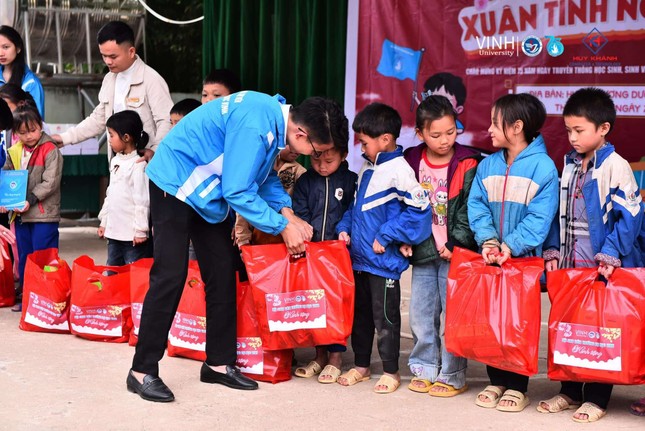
[416, 72, 467, 134]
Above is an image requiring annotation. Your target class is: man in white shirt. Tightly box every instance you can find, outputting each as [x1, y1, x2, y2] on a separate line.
[51, 21, 173, 161]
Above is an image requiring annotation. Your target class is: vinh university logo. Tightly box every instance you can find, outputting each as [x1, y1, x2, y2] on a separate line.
[521, 35, 543, 57]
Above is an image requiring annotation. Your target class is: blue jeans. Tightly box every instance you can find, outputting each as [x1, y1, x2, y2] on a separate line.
[107, 239, 149, 266]
[408, 259, 467, 388]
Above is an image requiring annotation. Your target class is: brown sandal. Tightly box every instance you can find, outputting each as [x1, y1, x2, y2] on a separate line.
[294, 361, 322, 378]
[317, 365, 341, 383]
[572, 402, 606, 423]
[537, 394, 580, 413]
[337, 368, 370, 386]
[374, 374, 400, 394]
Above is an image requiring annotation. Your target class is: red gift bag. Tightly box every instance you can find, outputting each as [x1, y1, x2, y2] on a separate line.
[129, 258, 154, 346]
[242, 240, 354, 350]
[237, 278, 292, 383]
[19, 248, 72, 333]
[445, 247, 544, 376]
[70, 256, 132, 342]
[0, 242, 14, 307]
[167, 261, 207, 361]
[547, 267, 645, 385]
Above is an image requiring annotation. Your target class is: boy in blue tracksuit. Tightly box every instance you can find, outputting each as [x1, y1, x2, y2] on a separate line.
[336, 103, 432, 394]
[539, 88, 644, 423]
[128, 92, 349, 402]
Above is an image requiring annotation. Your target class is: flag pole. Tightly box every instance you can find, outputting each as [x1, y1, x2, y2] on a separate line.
[410, 47, 425, 112]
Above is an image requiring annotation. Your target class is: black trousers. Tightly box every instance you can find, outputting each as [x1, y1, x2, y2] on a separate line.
[132, 182, 237, 376]
[487, 366, 529, 393]
[560, 381, 613, 409]
[351, 271, 401, 374]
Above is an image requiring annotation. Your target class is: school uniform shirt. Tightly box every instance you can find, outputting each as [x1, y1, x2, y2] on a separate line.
[98, 150, 149, 241]
[335, 146, 432, 280]
[146, 91, 292, 236]
[113, 62, 136, 113]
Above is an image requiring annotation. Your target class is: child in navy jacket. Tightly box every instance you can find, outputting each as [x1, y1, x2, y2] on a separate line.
[292, 144, 357, 383]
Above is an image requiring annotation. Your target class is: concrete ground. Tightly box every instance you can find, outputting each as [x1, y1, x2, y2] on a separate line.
[1, 226, 644, 431]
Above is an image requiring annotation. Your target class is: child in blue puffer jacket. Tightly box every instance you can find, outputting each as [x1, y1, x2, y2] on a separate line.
[468, 93, 559, 412]
[336, 102, 432, 394]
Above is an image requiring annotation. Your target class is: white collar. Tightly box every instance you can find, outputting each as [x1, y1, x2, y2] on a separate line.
[280, 104, 291, 149]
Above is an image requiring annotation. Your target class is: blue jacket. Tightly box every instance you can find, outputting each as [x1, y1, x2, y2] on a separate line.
[336, 146, 432, 279]
[468, 134, 559, 257]
[544, 143, 645, 268]
[0, 66, 45, 118]
[146, 91, 292, 235]
[292, 161, 357, 242]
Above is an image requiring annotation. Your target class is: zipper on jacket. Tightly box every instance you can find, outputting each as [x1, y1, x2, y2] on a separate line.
[499, 164, 511, 243]
[321, 177, 329, 241]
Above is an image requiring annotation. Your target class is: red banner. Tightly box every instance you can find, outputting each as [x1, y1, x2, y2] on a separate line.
[348, 0, 645, 171]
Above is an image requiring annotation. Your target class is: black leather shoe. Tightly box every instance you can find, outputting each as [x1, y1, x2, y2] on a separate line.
[126, 370, 175, 402]
[200, 363, 259, 390]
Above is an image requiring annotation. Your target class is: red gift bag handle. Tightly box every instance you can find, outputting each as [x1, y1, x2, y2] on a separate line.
[288, 253, 307, 264]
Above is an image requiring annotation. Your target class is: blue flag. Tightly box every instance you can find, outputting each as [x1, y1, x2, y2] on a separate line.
[377, 39, 423, 81]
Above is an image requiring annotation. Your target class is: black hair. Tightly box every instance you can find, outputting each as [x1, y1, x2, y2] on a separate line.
[563, 87, 616, 135]
[12, 104, 42, 132]
[0, 83, 37, 108]
[352, 102, 402, 139]
[203, 69, 242, 94]
[416, 95, 457, 130]
[105, 110, 149, 156]
[423, 72, 467, 106]
[0, 26, 27, 88]
[0, 98, 12, 130]
[97, 21, 135, 46]
[170, 98, 201, 116]
[492, 93, 546, 143]
[291, 97, 349, 153]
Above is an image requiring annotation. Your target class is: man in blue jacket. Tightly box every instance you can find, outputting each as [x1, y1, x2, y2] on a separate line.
[126, 92, 348, 402]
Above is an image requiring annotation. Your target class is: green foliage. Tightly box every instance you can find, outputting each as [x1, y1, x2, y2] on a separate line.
[145, 0, 203, 93]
